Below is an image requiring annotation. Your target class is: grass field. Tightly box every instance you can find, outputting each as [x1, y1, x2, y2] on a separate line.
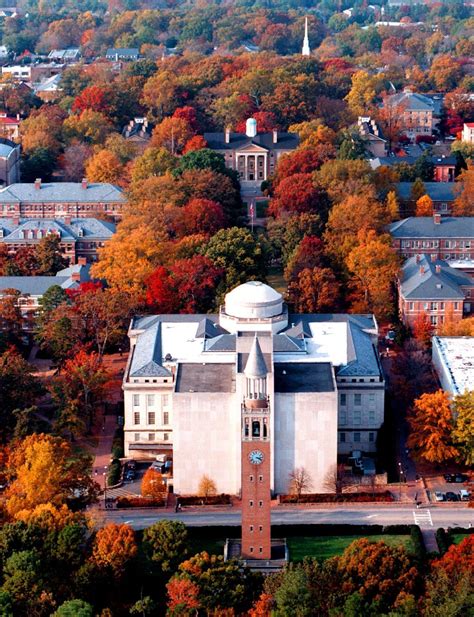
[266, 268, 286, 295]
[287, 535, 414, 562]
[452, 533, 469, 545]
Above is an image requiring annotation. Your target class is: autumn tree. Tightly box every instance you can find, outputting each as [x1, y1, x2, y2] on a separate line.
[323, 464, 354, 496]
[198, 475, 217, 502]
[166, 577, 200, 614]
[386, 190, 400, 221]
[284, 236, 326, 283]
[274, 147, 335, 184]
[407, 390, 459, 464]
[36, 235, 68, 275]
[267, 212, 323, 265]
[130, 147, 177, 183]
[288, 467, 312, 501]
[63, 109, 113, 145]
[60, 142, 94, 182]
[143, 520, 189, 573]
[411, 312, 433, 348]
[268, 173, 327, 218]
[345, 70, 379, 116]
[84, 149, 123, 184]
[91, 524, 137, 577]
[452, 390, 474, 465]
[5, 433, 99, 518]
[416, 194, 433, 217]
[453, 165, 474, 216]
[315, 159, 374, 205]
[72, 85, 111, 115]
[141, 468, 166, 501]
[146, 255, 224, 313]
[288, 267, 340, 313]
[0, 289, 23, 340]
[142, 70, 185, 121]
[179, 198, 227, 237]
[150, 117, 195, 155]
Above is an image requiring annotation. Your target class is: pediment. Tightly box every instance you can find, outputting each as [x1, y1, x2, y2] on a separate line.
[235, 143, 269, 153]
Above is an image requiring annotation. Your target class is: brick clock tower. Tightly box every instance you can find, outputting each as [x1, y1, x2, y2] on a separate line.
[241, 336, 271, 560]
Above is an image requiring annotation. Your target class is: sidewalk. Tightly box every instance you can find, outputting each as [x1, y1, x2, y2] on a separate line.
[92, 414, 116, 489]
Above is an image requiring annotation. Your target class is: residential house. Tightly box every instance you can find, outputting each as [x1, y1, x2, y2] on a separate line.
[47, 48, 81, 63]
[0, 179, 126, 220]
[123, 281, 385, 494]
[370, 155, 456, 183]
[35, 74, 63, 102]
[398, 254, 473, 329]
[105, 48, 140, 61]
[0, 111, 20, 140]
[204, 118, 299, 192]
[389, 215, 474, 261]
[0, 138, 20, 186]
[358, 116, 387, 158]
[395, 182, 456, 215]
[1, 63, 65, 84]
[0, 217, 115, 263]
[122, 117, 152, 149]
[462, 122, 474, 145]
[0, 262, 90, 332]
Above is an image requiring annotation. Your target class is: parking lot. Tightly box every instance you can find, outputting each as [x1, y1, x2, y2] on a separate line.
[428, 473, 471, 503]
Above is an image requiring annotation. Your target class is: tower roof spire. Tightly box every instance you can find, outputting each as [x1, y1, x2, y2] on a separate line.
[244, 335, 267, 378]
[302, 16, 310, 57]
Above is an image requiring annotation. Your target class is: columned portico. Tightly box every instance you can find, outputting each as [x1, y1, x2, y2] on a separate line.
[236, 151, 268, 182]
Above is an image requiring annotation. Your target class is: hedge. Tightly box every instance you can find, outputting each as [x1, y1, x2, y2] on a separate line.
[178, 494, 231, 506]
[435, 528, 451, 555]
[410, 525, 426, 563]
[111, 427, 124, 460]
[116, 496, 166, 508]
[107, 458, 121, 486]
[280, 491, 394, 504]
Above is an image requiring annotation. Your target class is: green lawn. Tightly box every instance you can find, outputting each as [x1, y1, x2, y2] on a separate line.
[287, 535, 413, 562]
[452, 534, 470, 545]
[267, 268, 287, 295]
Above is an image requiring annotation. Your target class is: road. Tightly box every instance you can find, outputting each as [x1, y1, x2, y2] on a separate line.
[100, 506, 473, 530]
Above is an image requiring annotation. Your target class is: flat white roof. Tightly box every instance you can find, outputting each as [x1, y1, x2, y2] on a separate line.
[433, 336, 474, 395]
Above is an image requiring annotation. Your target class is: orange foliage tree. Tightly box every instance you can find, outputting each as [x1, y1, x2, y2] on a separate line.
[431, 536, 474, 578]
[407, 390, 459, 463]
[288, 267, 340, 312]
[141, 468, 167, 500]
[85, 149, 123, 184]
[416, 194, 433, 216]
[166, 576, 200, 613]
[411, 312, 434, 348]
[91, 523, 137, 576]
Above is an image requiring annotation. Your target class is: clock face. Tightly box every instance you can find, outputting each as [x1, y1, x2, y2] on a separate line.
[248, 449, 264, 465]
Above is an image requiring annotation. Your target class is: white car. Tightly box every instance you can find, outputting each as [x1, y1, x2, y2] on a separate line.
[459, 489, 471, 501]
[433, 491, 445, 502]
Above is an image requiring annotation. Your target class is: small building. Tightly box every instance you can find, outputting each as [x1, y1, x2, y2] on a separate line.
[34, 74, 62, 102]
[371, 155, 456, 183]
[0, 111, 20, 141]
[204, 118, 299, 192]
[105, 48, 140, 61]
[432, 336, 474, 397]
[399, 254, 473, 329]
[389, 215, 474, 261]
[0, 217, 115, 263]
[358, 116, 387, 158]
[0, 179, 126, 220]
[462, 122, 474, 145]
[47, 48, 81, 63]
[122, 117, 152, 149]
[0, 262, 90, 332]
[383, 89, 435, 140]
[0, 138, 20, 186]
[395, 182, 456, 215]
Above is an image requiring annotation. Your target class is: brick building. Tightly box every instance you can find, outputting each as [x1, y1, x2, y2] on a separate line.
[383, 90, 435, 140]
[0, 180, 126, 220]
[389, 216, 474, 261]
[395, 182, 456, 215]
[398, 254, 474, 329]
[0, 217, 115, 263]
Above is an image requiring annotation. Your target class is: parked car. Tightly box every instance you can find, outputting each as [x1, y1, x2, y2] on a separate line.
[433, 491, 444, 502]
[444, 474, 456, 483]
[454, 473, 468, 483]
[151, 461, 165, 473]
[445, 491, 459, 502]
[124, 470, 136, 481]
[459, 489, 471, 501]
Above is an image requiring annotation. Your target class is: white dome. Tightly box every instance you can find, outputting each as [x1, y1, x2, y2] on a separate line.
[225, 281, 283, 319]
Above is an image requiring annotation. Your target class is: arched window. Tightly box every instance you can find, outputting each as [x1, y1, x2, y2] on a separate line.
[252, 420, 260, 437]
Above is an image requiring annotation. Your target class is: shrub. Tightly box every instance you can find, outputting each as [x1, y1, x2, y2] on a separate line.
[111, 427, 124, 459]
[279, 491, 394, 504]
[178, 494, 231, 506]
[116, 496, 165, 508]
[410, 524, 426, 563]
[107, 458, 121, 486]
[435, 528, 452, 555]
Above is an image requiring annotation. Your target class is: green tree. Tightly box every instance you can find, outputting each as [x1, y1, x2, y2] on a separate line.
[131, 147, 177, 183]
[274, 567, 311, 616]
[52, 600, 94, 617]
[36, 236, 68, 275]
[411, 178, 426, 203]
[174, 148, 229, 178]
[337, 129, 367, 160]
[143, 521, 189, 573]
[452, 391, 474, 465]
[1, 550, 48, 615]
[20, 148, 56, 182]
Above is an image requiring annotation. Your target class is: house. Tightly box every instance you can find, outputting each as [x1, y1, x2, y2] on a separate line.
[398, 254, 473, 329]
[1, 63, 65, 84]
[0, 138, 20, 186]
[105, 48, 140, 61]
[462, 122, 474, 145]
[0, 111, 20, 140]
[34, 74, 63, 102]
[204, 118, 299, 192]
[383, 89, 435, 140]
[123, 281, 385, 495]
[358, 116, 387, 158]
[0, 217, 115, 263]
[432, 336, 474, 397]
[47, 48, 81, 63]
[395, 182, 456, 214]
[122, 117, 152, 149]
[370, 155, 456, 183]
[0, 262, 90, 332]
[0, 179, 126, 220]
[388, 215, 474, 261]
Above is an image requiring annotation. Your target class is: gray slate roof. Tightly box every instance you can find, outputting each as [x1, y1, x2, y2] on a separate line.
[386, 91, 434, 112]
[0, 218, 115, 241]
[0, 264, 90, 296]
[389, 217, 474, 239]
[400, 255, 471, 300]
[0, 183, 126, 204]
[371, 155, 457, 170]
[106, 48, 139, 58]
[395, 182, 455, 202]
[176, 363, 235, 393]
[204, 131, 299, 151]
[275, 362, 334, 392]
[130, 322, 172, 378]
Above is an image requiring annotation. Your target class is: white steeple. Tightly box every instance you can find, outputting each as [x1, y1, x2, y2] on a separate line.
[302, 16, 310, 57]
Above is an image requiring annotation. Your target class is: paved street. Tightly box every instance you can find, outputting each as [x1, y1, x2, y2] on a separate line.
[99, 505, 473, 530]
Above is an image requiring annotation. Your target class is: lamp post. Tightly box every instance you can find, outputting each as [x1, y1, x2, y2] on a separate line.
[398, 461, 403, 500]
[103, 465, 108, 508]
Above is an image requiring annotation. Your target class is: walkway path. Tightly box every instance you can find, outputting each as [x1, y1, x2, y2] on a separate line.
[92, 414, 116, 489]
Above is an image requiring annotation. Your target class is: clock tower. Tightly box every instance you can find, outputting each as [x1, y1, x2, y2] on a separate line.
[241, 335, 271, 560]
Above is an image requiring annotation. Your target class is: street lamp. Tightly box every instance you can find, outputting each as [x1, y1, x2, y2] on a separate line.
[398, 462, 403, 500]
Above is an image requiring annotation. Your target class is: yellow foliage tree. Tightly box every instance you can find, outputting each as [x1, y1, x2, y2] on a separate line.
[198, 475, 217, 502]
[141, 468, 167, 500]
[416, 194, 433, 217]
[85, 149, 123, 183]
[150, 117, 195, 154]
[15, 503, 85, 531]
[386, 190, 400, 221]
[345, 70, 380, 116]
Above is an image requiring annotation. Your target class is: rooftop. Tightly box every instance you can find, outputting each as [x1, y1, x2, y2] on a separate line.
[0, 182, 126, 204]
[395, 182, 456, 202]
[400, 255, 472, 300]
[433, 336, 474, 395]
[389, 217, 474, 239]
[385, 91, 434, 112]
[274, 362, 334, 393]
[0, 264, 90, 296]
[0, 217, 116, 241]
[203, 131, 299, 151]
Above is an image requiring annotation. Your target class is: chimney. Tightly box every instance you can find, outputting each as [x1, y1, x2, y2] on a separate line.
[34, 178, 41, 190]
[71, 271, 81, 282]
[77, 257, 87, 266]
[81, 178, 88, 189]
[64, 215, 71, 225]
[431, 254, 437, 262]
[415, 254, 421, 263]
[433, 213, 441, 224]
[272, 128, 278, 144]
[420, 266, 425, 275]
[435, 264, 441, 274]
[16, 113, 20, 121]
[12, 215, 19, 226]
[225, 127, 230, 144]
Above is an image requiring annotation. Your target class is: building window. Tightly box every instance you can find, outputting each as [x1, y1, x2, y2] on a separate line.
[133, 394, 139, 406]
[408, 302, 414, 311]
[133, 411, 140, 425]
[339, 410, 347, 425]
[340, 393, 347, 406]
[147, 394, 155, 406]
[249, 547, 253, 553]
[162, 394, 169, 408]
[259, 501, 263, 507]
[163, 411, 169, 425]
[354, 410, 361, 425]
[249, 475, 254, 482]
[259, 475, 263, 482]
[250, 525, 254, 532]
[249, 500, 253, 507]
[259, 547, 263, 553]
[369, 409, 376, 422]
[430, 315, 438, 325]
[369, 393, 375, 405]
[148, 433, 154, 441]
[147, 412, 155, 425]
[354, 394, 362, 406]
[369, 432, 375, 442]
[454, 302, 459, 310]
[163, 432, 169, 441]
[340, 432, 346, 443]
[134, 433, 140, 441]
[259, 525, 263, 532]
[354, 432, 361, 442]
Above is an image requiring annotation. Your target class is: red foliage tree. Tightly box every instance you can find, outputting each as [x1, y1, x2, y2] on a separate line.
[173, 106, 198, 131]
[268, 173, 325, 217]
[166, 576, 200, 612]
[284, 235, 326, 282]
[72, 85, 111, 114]
[235, 111, 277, 134]
[146, 256, 223, 313]
[412, 312, 433, 348]
[431, 536, 474, 577]
[275, 146, 336, 183]
[179, 198, 227, 236]
[183, 135, 208, 154]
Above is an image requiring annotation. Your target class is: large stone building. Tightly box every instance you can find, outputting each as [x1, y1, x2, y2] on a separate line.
[0, 180, 126, 220]
[432, 336, 474, 397]
[204, 119, 299, 191]
[123, 282, 385, 496]
[383, 89, 436, 140]
[0, 138, 20, 186]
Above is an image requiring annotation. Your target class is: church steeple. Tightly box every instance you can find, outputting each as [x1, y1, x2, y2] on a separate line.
[302, 16, 310, 57]
[244, 336, 267, 401]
